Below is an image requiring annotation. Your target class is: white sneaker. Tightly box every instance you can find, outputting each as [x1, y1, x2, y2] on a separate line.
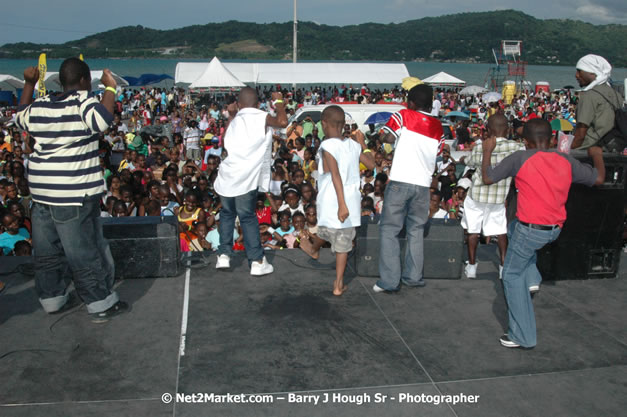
[499, 264, 504, 280]
[250, 256, 274, 276]
[464, 262, 477, 279]
[216, 254, 230, 269]
[372, 284, 386, 293]
[529, 285, 540, 293]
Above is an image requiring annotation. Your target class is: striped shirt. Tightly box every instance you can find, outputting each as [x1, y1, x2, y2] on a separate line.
[183, 127, 202, 150]
[15, 90, 113, 206]
[465, 137, 525, 204]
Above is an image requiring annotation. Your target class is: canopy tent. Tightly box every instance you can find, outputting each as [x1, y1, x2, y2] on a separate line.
[176, 61, 410, 85]
[37, 70, 129, 91]
[123, 73, 174, 87]
[189, 57, 246, 90]
[0, 75, 25, 90]
[422, 71, 466, 87]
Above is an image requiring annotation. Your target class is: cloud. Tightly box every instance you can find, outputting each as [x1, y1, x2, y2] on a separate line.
[575, 1, 627, 23]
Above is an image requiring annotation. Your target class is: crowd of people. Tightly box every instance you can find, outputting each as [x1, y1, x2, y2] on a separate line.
[0, 54, 623, 343]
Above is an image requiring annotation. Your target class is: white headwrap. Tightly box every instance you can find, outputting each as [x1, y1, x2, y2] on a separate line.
[576, 54, 612, 91]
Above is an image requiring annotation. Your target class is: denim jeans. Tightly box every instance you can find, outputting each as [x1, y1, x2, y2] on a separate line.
[503, 220, 561, 347]
[376, 181, 430, 291]
[218, 188, 264, 263]
[32, 195, 118, 314]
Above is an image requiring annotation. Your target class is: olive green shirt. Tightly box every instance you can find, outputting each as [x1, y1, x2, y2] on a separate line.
[576, 84, 623, 149]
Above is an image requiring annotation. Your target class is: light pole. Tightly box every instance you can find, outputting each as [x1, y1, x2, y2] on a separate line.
[293, 0, 297, 64]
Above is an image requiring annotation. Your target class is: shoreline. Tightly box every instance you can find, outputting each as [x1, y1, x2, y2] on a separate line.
[0, 56, 578, 67]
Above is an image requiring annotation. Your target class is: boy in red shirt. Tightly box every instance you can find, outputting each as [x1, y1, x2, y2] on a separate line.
[482, 119, 604, 349]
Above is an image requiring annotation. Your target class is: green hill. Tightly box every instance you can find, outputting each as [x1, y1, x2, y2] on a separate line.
[1, 10, 626, 66]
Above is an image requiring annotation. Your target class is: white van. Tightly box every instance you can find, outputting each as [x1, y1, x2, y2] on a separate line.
[284, 103, 405, 134]
[283, 104, 471, 160]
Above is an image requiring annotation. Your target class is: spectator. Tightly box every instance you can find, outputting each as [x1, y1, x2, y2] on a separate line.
[0, 212, 30, 255]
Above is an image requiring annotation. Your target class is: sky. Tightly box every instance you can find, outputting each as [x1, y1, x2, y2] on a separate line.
[2, 0, 626, 46]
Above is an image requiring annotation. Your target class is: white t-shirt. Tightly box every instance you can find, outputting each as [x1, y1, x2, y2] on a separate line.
[214, 108, 272, 197]
[278, 203, 305, 216]
[316, 137, 362, 229]
[436, 159, 452, 175]
[431, 99, 441, 117]
[432, 208, 449, 219]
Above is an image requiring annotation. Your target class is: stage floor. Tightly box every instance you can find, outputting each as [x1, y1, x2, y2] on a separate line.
[1, 246, 626, 417]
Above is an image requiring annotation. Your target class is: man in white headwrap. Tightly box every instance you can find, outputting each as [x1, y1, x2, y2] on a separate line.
[572, 54, 624, 150]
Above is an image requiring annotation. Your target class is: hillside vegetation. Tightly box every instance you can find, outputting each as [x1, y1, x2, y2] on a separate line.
[2, 10, 625, 66]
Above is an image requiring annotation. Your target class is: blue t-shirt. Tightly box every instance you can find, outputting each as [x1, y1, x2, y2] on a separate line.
[160, 201, 180, 216]
[275, 226, 294, 237]
[206, 228, 239, 251]
[0, 227, 30, 255]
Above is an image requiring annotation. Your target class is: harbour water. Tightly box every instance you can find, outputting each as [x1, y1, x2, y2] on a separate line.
[1, 58, 626, 90]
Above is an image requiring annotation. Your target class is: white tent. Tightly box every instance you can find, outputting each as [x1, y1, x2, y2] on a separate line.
[422, 71, 466, 87]
[176, 61, 410, 85]
[0, 75, 25, 90]
[189, 57, 246, 89]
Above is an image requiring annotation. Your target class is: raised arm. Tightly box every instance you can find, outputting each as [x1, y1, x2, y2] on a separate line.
[99, 69, 117, 116]
[266, 92, 288, 129]
[19, 67, 39, 108]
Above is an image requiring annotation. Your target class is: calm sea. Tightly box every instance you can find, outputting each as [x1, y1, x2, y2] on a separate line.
[1, 58, 626, 90]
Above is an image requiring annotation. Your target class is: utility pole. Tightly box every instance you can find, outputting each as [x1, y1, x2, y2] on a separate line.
[292, 0, 297, 88]
[293, 0, 298, 64]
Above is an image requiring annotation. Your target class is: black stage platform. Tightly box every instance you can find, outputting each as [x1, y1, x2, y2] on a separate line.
[1, 246, 626, 417]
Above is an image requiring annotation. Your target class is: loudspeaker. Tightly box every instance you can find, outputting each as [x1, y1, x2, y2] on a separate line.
[537, 152, 626, 280]
[100, 216, 181, 278]
[354, 218, 464, 279]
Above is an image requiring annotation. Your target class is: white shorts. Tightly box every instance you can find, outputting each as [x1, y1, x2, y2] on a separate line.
[461, 195, 507, 236]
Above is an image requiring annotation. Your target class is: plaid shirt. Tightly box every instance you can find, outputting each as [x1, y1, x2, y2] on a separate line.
[465, 138, 525, 204]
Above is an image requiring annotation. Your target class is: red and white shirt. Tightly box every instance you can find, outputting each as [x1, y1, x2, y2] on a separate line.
[383, 109, 444, 187]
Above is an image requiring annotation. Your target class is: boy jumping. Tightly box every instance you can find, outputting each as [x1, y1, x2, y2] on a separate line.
[316, 106, 374, 296]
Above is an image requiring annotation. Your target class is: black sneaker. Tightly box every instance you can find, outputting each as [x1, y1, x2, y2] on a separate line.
[91, 301, 130, 323]
[499, 334, 534, 350]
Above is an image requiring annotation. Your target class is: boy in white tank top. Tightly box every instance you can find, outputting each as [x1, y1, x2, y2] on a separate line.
[316, 106, 375, 295]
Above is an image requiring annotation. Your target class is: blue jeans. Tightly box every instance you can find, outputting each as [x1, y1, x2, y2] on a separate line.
[376, 181, 430, 291]
[503, 220, 561, 347]
[218, 189, 263, 263]
[32, 195, 118, 314]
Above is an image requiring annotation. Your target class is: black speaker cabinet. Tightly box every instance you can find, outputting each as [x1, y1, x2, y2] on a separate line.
[537, 152, 626, 280]
[100, 216, 181, 278]
[354, 218, 464, 279]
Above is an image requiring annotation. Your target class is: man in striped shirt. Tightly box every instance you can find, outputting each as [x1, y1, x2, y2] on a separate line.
[16, 58, 128, 323]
